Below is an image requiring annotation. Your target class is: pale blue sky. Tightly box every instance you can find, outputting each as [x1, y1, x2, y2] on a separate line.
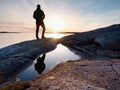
[0, 0, 120, 32]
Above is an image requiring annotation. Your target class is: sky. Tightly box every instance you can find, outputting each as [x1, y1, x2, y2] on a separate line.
[0, 0, 120, 32]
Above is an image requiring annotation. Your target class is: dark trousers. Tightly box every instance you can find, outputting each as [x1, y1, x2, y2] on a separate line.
[36, 20, 45, 39]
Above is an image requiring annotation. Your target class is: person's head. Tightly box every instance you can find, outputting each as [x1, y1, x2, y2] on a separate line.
[37, 4, 41, 9]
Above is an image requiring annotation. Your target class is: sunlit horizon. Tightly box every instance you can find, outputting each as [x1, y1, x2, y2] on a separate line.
[0, 0, 120, 33]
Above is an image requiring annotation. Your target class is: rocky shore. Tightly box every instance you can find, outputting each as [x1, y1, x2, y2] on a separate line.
[0, 38, 57, 85]
[28, 59, 120, 90]
[0, 24, 120, 90]
[28, 24, 120, 90]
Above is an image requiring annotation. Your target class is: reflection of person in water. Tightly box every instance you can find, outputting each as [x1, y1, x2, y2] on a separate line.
[35, 54, 46, 74]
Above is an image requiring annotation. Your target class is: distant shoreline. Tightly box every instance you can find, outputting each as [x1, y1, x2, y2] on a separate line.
[0, 31, 78, 34]
[0, 31, 21, 33]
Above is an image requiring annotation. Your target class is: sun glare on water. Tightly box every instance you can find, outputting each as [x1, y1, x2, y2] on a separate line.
[47, 33, 64, 39]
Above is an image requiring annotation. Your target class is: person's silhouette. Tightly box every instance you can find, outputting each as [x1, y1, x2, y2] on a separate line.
[34, 54, 46, 74]
[33, 4, 46, 39]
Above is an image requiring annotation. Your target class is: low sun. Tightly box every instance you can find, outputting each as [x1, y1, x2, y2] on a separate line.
[47, 16, 64, 32]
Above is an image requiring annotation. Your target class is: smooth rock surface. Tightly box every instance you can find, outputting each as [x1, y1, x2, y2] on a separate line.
[60, 24, 120, 59]
[60, 24, 120, 46]
[94, 31, 120, 50]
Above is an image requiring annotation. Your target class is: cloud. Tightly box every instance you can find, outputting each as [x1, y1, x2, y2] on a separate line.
[0, 0, 120, 32]
[80, 9, 120, 31]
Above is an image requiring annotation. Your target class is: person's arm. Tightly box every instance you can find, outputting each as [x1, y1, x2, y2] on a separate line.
[33, 11, 36, 19]
[42, 11, 45, 19]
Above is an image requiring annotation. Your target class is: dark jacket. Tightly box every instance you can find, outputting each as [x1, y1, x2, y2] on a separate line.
[33, 9, 45, 21]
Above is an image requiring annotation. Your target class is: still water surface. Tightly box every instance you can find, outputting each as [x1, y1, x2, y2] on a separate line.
[0, 33, 80, 81]
[0, 33, 64, 48]
[19, 44, 80, 81]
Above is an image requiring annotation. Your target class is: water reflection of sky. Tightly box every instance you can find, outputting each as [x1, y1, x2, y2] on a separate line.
[0, 33, 80, 81]
[19, 44, 80, 81]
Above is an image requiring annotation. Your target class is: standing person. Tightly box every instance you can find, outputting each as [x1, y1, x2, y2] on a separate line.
[33, 4, 46, 39]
